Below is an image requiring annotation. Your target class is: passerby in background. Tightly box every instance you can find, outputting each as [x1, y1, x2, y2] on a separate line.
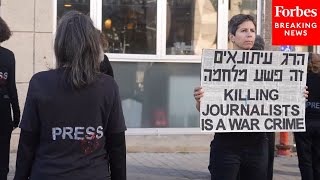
[14, 11, 126, 180]
[0, 16, 21, 180]
[251, 35, 275, 180]
[294, 52, 320, 180]
[251, 35, 265, 50]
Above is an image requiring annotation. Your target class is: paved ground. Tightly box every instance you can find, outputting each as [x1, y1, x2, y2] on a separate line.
[8, 152, 301, 180]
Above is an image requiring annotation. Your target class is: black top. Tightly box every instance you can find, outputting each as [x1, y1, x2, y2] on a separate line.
[100, 55, 114, 78]
[0, 46, 20, 127]
[305, 72, 320, 126]
[214, 132, 267, 149]
[15, 69, 126, 180]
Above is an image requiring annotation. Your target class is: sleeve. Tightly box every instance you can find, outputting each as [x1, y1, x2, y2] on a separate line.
[106, 132, 126, 180]
[13, 130, 39, 180]
[107, 81, 126, 133]
[7, 52, 21, 127]
[100, 55, 114, 78]
[19, 77, 40, 133]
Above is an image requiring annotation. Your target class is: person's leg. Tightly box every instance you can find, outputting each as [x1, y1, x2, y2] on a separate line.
[294, 131, 313, 180]
[266, 132, 275, 180]
[0, 132, 11, 180]
[208, 139, 214, 176]
[236, 172, 241, 180]
[0, 100, 13, 180]
[239, 138, 268, 180]
[210, 138, 241, 180]
[312, 127, 320, 179]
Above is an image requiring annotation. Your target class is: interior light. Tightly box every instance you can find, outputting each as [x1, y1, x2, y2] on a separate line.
[104, 19, 112, 29]
[64, 4, 72, 7]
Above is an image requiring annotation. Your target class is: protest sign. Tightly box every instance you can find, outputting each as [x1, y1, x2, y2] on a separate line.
[272, 0, 320, 45]
[200, 49, 308, 132]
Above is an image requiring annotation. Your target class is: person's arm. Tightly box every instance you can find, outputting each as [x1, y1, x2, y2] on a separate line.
[106, 132, 126, 180]
[304, 86, 309, 100]
[105, 80, 127, 180]
[196, 101, 200, 112]
[14, 76, 40, 180]
[13, 130, 39, 180]
[193, 86, 203, 112]
[8, 52, 20, 128]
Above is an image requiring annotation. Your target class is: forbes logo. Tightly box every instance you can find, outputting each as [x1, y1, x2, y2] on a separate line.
[274, 6, 317, 17]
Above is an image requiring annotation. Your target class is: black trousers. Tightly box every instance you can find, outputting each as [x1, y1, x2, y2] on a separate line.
[266, 132, 275, 180]
[294, 126, 320, 180]
[0, 99, 13, 180]
[208, 134, 268, 180]
[0, 132, 11, 180]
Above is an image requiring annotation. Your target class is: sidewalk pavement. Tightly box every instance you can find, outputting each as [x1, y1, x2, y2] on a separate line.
[8, 152, 301, 180]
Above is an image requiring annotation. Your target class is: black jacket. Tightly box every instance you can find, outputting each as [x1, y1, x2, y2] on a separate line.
[0, 46, 20, 127]
[305, 72, 320, 126]
[14, 70, 126, 180]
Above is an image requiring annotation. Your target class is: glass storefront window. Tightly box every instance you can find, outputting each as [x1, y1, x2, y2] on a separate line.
[102, 0, 157, 54]
[295, 46, 313, 52]
[57, 0, 90, 19]
[166, 0, 218, 55]
[229, 0, 257, 20]
[111, 62, 200, 128]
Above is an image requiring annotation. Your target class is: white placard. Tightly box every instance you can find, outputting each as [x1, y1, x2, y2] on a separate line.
[200, 49, 308, 133]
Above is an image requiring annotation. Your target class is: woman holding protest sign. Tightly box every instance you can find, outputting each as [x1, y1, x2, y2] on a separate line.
[194, 14, 308, 180]
[294, 52, 320, 180]
[98, 30, 114, 78]
[194, 14, 268, 180]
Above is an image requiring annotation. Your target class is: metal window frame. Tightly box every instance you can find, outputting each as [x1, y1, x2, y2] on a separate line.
[257, 0, 262, 35]
[53, 0, 261, 135]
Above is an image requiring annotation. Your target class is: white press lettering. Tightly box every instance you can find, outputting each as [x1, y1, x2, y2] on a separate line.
[96, 126, 104, 139]
[52, 127, 62, 140]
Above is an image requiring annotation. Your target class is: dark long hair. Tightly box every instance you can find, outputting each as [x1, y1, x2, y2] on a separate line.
[54, 11, 101, 89]
[0, 17, 12, 43]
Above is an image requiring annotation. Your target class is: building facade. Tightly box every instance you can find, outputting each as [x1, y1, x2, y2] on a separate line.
[1, 0, 319, 152]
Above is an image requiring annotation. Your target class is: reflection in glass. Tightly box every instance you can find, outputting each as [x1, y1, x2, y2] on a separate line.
[111, 62, 200, 128]
[228, 0, 257, 49]
[57, 0, 90, 19]
[102, 0, 157, 54]
[229, 0, 257, 20]
[166, 0, 218, 55]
